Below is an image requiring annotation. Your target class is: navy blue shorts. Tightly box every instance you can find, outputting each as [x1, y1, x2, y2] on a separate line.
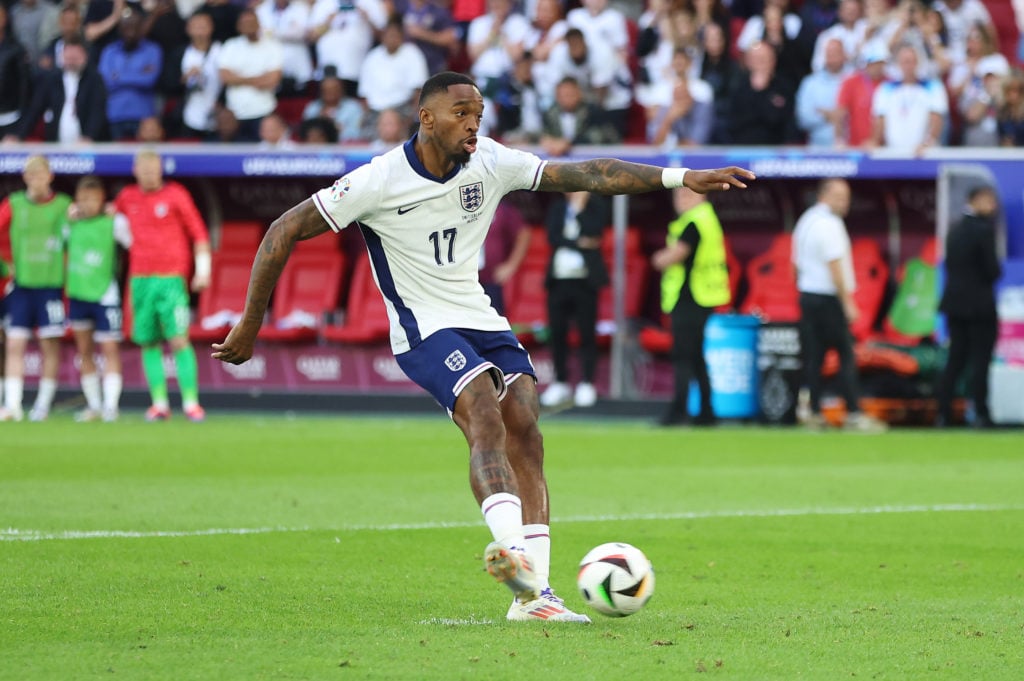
[68, 297, 124, 342]
[3, 286, 66, 338]
[396, 328, 536, 413]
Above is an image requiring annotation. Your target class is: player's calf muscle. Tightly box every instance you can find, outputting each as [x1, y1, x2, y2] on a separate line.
[469, 451, 518, 497]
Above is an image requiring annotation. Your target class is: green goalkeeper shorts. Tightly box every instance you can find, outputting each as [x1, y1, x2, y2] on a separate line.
[130, 275, 190, 345]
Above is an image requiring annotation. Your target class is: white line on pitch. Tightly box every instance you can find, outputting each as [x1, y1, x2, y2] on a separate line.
[3, 503, 1022, 542]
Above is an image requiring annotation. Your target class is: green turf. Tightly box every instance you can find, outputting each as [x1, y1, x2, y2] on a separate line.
[1, 415, 1021, 680]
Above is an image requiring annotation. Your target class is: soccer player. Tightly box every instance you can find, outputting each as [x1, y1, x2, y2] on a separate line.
[115, 150, 211, 422]
[212, 72, 753, 621]
[0, 156, 72, 422]
[66, 176, 132, 422]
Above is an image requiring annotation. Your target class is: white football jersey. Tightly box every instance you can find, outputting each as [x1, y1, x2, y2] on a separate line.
[313, 135, 546, 354]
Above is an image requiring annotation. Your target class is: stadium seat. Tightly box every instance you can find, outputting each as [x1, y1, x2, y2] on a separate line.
[322, 253, 391, 345]
[258, 250, 346, 342]
[739, 233, 800, 322]
[982, 0, 1021, 63]
[217, 220, 264, 256]
[504, 228, 550, 345]
[849, 238, 890, 341]
[189, 253, 258, 344]
[596, 227, 648, 343]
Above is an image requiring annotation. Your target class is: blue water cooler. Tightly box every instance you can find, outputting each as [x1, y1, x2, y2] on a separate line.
[687, 314, 761, 419]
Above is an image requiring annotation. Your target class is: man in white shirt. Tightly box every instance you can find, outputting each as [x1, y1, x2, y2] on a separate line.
[309, 0, 388, 94]
[180, 11, 222, 138]
[255, 0, 312, 92]
[565, 0, 629, 63]
[811, 0, 867, 72]
[358, 16, 429, 120]
[218, 9, 283, 141]
[871, 44, 947, 154]
[792, 179, 886, 432]
[213, 71, 755, 624]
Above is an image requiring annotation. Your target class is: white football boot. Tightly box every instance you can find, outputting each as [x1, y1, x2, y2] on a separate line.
[507, 588, 592, 623]
[484, 543, 540, 603]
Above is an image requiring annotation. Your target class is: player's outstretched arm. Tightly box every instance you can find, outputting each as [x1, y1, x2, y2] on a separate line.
[212, 199, 330, 364]
[537, 160, 755, 195]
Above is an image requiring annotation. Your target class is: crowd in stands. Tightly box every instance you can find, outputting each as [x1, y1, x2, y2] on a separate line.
[0, 0, 1022, 149]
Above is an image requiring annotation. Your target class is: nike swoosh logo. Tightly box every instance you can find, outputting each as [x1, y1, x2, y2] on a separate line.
[397, 204, 422, 215]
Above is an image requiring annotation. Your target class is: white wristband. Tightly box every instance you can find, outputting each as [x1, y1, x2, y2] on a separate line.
[194, 250, 212, 279]
[661, 167, 689, 189]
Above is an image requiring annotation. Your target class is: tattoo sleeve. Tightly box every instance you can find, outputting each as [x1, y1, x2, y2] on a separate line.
[238, 198, 330, 328]
[537, 158, 665, 194]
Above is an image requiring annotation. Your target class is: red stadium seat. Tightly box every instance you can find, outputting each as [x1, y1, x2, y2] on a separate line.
[322, 253, 391, 345]
[217, 220, 264, 256]
[258, 250, 346, 342]
[189, 253, 257, 344]
[849, 238, 890, 341]
[739, 233, 800, 322]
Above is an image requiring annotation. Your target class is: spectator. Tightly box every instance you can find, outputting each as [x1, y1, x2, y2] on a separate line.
[652, 187, 731, 427]
[649, 48, 714, 147]
[467, 0, 531, 95]
[812, 0, 867, 72]
[524, 0, 568, 100]
[0, 155, 71, 423]
[687, 0, 732, 45]
[634, 0, 675, 113]
[834, 43, 888, 147]
[871, 43, 948, 154]
[98, 10, 163, 140]
[737, 0, 802, 54]
[403, 0, 459, 75]
[196, 0, 241, 45]
[544, 27, 632, 137]
[883, 0, 948, 80]
[370, 107, 409, 150]
[211, 104, 240, 142]
[698, 21, 738, 144]
[792, 178, 887, 432]
[136, 115, 165, 142]
[539, 76, 620, 157]
[934, 0, 994, 65]
[538, 191, 611, 410]
[0, 5, 31, 139]
[959, 55, 1009, 146]
[177, 10, 221, 139]
[798, 0, 840, 46]
[9, 37, 108, 142]
[38, 1, 82, 72]
[358, 15, 429, 122]
[796, 37, 850, 147]
[308, 0, 388, 96]
[258, 111, 296, 148]
[254, 0, 311, 93]
[218, 9, 283, 142]
[141, 0, 187, 66]
[490, 51, 543, 142]
[757, 0, 811, 84]
[726, 41, 798, 145]
[948, 23, 1005, 102]
[299, 116, 338, 143]
[302, 72, 365, 143]
[998, 72, 1024, 146]
[565, 0, 629, 65]
[10, 0, 59, 67]
[936, 185, 1002, 428]
[479, 199, 530, 316]
[84, 0, 128, 57]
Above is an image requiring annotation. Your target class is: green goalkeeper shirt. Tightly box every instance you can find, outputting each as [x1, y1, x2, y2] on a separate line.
[7, 191, 72, 288]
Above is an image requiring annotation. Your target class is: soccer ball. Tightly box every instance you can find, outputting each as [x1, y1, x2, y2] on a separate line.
[577, 542, 655, 617]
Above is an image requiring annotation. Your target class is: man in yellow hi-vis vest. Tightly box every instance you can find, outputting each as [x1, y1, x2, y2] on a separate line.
[651, 187, 731, 426]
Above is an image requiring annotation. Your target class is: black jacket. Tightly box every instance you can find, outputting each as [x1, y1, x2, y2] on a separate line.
[17, 66, 109, 141]
[0, 34, 30, 118]
[544, 193, 611, 290]
[939, 212, 1002, 320]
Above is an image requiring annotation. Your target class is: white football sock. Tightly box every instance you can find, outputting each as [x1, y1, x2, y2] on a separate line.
[523, 524, 551, 590]
[81, 373, 102, 411]
[481, 492, 526, 549]
[102, 373, 123, 412]
[4, 376, 22, 411]
[33, 378, 57, 412]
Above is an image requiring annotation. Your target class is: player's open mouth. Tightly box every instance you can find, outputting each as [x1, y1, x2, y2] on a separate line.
[463, 138, 477, 153]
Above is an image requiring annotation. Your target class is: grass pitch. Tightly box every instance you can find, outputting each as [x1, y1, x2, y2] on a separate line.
[1, 414, 1021, 680]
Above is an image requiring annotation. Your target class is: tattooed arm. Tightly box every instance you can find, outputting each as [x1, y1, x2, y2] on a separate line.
[212, 199, 330, 364]
[537, 159, 755, 195]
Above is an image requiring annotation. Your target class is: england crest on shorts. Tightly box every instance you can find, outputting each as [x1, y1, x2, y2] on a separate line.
[459, 182, 483, 212]
[444, 349, 467, 372]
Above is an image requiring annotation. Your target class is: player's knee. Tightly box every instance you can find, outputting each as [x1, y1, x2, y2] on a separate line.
[465, 400, 507, 452]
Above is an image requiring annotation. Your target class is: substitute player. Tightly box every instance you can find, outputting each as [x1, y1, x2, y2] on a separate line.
[115, 150, 211, 422]
[66, 176, 132, 422]
[213, 72, 754, 621]
[0, 155, 72, 422]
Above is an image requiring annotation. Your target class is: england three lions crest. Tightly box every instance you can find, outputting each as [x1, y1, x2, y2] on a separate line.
[459, 182, 483, 212]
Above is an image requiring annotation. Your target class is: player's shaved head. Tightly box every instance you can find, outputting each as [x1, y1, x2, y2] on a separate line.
[420, 72, 479, 106]
[23, 155, 50, 174]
